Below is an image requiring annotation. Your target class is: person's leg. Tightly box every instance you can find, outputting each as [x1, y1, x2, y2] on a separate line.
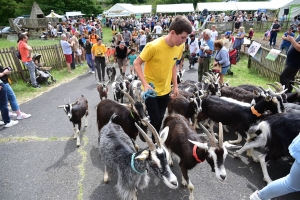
[145, 97, 161, 138]
[71, 52, 76, 69]
[157, 94, 170, 131]
[117, 59, 123, 74]
[280, 65, 299, 93]
[273, 32, 277, 46]
[203, 58, 210, 75]
[257, 160, 300, 200]
[94, 58, 102, 81]
[198, 59, 204, 82]
[0, 84, 10, 124]
[269, 32, 274, 46]
[86, 54, 92, 69]
[26, 61, 38, 86]
[5, 83, 20, 112]
[100, 57, 106, 80]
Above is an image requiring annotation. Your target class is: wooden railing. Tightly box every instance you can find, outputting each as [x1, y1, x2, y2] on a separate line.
[0, 44, 66, 83]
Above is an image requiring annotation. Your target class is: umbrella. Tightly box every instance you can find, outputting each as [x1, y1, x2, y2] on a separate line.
[46, 10, 63, 18]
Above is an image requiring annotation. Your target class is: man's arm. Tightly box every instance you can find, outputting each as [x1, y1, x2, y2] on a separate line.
[171, 64, 178, 98]
[287, 35, 300, 52]
[24, 43, 32, 58]
[133, 56, 152, 91]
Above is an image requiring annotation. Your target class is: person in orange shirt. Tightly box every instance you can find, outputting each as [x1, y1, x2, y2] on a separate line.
[92, 38, 108, 82]
[17, 34, 39, 88]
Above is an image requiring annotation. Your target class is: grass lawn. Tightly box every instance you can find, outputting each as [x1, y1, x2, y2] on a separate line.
[2, 27, 274, 103]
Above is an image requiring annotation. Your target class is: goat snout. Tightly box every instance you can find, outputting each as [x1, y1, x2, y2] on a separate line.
[220, 175, 226, 180]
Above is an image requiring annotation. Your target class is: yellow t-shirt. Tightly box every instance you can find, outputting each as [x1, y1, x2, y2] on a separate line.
[140, 37, 183, 96]
[91, 43, 107, 57]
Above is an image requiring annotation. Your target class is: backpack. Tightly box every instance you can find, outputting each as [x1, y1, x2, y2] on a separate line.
[16, 51, 21, 60]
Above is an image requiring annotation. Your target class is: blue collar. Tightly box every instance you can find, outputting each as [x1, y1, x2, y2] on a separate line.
[131, 153, 145, 174]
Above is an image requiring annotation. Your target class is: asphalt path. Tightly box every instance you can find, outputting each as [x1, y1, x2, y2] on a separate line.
[0, 61, 299, 200]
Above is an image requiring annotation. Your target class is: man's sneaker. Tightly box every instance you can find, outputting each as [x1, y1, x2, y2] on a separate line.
[250, 190, 264, 200]
[88, 69, 92, 73]
[17, 112, 31, 120]
[4, 120, 18, 128]
[91, 71, 95, 74]
[9, 112, 17, 117]
[0, 121, 4, 126]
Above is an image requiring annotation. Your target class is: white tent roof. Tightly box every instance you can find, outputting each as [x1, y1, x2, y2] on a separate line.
[104, 3, 152, 17]
[46, 11, 63, 18]
[156, 4, 194, 13]
[196, 0, 294, 12]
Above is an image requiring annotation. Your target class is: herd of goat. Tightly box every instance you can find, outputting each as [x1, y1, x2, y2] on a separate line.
[58, 69, 300, 200]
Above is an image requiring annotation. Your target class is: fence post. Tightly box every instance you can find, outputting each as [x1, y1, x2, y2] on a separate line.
[10, 46, 26, 81]
[247, 40, 254, 69]
[54, 44, 63, 69]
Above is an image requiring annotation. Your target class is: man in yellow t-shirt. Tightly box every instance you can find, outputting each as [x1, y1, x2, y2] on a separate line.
[134, 15, 192, 137]
[92, 38, 107, 82]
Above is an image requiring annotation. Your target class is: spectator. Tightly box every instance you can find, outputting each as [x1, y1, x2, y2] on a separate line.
[211, 25, 218, 41]
[0, 66, 31, 119]
[114, 41, 130, 77]
[290, 16, 299, 33]
[233, 26, 245, 50]
[263, 29, 271, 41]
[114, 33, 123, 46]
[111, 22, 118, 36]
[250, 133, 300, 200]
[89, 28, 99, 44]
[223, 31, 232, 50]
[60, 34, 74, 73]
[145, 28, 152, 43]
[92, 38, 107, 82]
[213, 40, 230, 84]
[247, 28, 254, 40]
[187, 32, 199, 69]
[0, 79, 18, 127]
[123, 28, 132, 47]
[153, 22, 163, 38]
[79, 34, 86, 62]
[83, 37, 95, 73]
[280, 23, 300, 93]
[139, 29, 146, 52]
[71, 31, 82, 66]
[17, 34, 39, 88]
[133, 15, 192, 138]
[269, 19, 281, 47]
[279, 14, 286, 27]
[127, 49, 137, 75]
[280, 27, 295, 54]
[198, 29, 214, 82]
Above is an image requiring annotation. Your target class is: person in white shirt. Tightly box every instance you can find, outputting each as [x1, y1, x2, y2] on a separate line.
[187, 33, 199, 69]
[152, 22, 163, 38]
[211, 25, 218, 41]
[194, 19, 199, 30]
[223, 15, 229, 22]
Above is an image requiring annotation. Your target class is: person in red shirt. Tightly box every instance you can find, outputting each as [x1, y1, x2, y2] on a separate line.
[17, 34, 39, 88]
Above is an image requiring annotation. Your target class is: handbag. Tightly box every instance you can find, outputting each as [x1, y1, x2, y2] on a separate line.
[211, 63, 222, 72]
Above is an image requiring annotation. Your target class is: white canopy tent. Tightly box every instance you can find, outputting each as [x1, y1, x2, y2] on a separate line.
[46, 10, 63, 18]
[104, 3, 152, 17]
[196, 0, 294, 12]
[277, 0, 300, 20]
[156, 4, 194, 13]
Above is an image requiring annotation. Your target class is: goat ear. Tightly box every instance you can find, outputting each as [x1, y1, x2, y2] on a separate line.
[188, 139, 208, 150]
[223, 141, 242, 149]
[159, 126, 169, 144]
[135, 150, 149, 160]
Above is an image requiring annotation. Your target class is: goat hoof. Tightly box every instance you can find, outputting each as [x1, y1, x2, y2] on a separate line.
[233, 151, 240, 158]
[104, 177, 109, 183]
[263, 177, 272, 184]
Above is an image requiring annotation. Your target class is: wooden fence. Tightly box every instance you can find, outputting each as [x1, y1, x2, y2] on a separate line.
[0, 44, 66, 83]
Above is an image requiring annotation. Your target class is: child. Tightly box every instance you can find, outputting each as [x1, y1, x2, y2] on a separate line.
[127, 49, 137, 75]
[247, 28, 254, 40]
[263, 30, 270, 41]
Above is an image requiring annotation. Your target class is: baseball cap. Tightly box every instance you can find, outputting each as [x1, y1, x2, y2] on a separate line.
[225, 31, 231, 36]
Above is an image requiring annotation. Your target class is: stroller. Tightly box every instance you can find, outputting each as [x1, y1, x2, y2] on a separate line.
[31, 54, 56, 85]
[226, 49, 238, 76]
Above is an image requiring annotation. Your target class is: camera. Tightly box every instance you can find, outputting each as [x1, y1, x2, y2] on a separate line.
[4, 66, 12, 71]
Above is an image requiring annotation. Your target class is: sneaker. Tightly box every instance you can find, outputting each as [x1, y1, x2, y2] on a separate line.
[91, 71, 95, 74]
[17, 112, 31, 120]
[250, 190, 263, 200]
[9, 112, 17, 117]
[0, 121, 4, 126]
[32, 84, 41, 88]
[4, 120, 18, 128]
[88, 69, 92, 73]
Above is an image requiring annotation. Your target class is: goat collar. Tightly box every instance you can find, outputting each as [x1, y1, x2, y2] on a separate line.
[130, 109, 135, 119]
[193, 145, 205, 163]
[131, 153, 145, 174]
[251, 106, 262, 117]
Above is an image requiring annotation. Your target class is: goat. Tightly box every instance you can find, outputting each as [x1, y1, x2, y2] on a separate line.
[163, 114, 236, 200]
[129, 80, 143, 102]
[99, 115, 178, 200]
[106, 64, 116, 82]
[97, 91, 149, 144]
[97, 81, 109, 101]
[58, 95, 88, 147]
[112, 77, 126, 103]
[197, 94, 285, 144]
[284, 102, 300, 113]
[234, 113, 300, 183]
[177, 69, 185, 84]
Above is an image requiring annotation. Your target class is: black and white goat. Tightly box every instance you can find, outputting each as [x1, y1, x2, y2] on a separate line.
[97, 91, 148, 144]
[99, 115, 178, 200]
[112, 77, 127, 103]
[106, 64, 116, 82]
[234, 113, 300, 183]
[197, 94, 285, 144]
[163, 114, 235, 200]
[97, 81, 109, 100]
[58, 95, 88, 147]
[129, 79, 143, 102]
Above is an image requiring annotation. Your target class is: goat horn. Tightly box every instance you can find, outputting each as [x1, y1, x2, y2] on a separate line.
[134, 122, 156, 151]
[267, 83, 281, 92]
[141, 119, 161, 148]
[205, 72, 215, 82]
[198, 123, 216, 147]
[122, 90, 135, 104]
[292, 85, 300, 93]
[218, 122, 223, 148]
[105, 80, 110, 85]
[135, 88, 141, 102]
[291, 81, 300, 85]
[275, 82, 284, 90]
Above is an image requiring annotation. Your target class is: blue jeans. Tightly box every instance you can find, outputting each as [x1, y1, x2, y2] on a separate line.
[269, 31, 277, 46]
[86, 54, 95, 71]
[23, 61, 37, 86]
[0, 83, 10, 124]
[4, 83, 19, 111]
[258, 160, 300, 199]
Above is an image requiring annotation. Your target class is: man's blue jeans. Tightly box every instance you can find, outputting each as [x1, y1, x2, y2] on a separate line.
[86, 54, 95, 71]
[0, 83, 10, 124]
[23, 61, 37, 86]
[269, 31, 278, 46]
[4, 83, 19, 111]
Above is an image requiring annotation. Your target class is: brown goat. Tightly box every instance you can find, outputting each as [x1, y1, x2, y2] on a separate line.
[97, 81, 109, 100]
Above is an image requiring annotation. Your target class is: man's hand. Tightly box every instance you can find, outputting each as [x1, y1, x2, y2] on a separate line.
[171, 86, 179, 99]
[286, 35, 295, 42]
[3, 69, 11, 75]
[143, 83, 153, 92]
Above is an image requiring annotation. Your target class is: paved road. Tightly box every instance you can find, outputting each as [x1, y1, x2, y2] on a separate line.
[0, 62, 299, 200]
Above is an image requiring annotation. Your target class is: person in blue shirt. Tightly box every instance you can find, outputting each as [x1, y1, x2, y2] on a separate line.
[198, 29, 214, 82]
[280, 27, 295, 54]
[250, 133, 300, 200]
[128, 49, 137, 75]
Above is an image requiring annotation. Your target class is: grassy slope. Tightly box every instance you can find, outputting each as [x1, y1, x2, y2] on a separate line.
[3, 27, 272, 103]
